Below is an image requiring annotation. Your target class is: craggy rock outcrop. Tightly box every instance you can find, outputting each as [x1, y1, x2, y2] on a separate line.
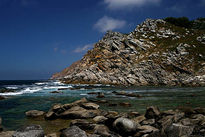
[24, 98, 205, 137]
[44, 98, 101, 120]
[52, 19, 205, 86]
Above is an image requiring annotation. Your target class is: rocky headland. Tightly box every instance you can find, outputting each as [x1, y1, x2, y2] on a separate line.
[1, 98, 205, 137]
[52, 18, 205, 86]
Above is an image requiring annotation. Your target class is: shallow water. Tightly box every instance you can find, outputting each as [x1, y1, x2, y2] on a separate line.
[0, 80, 205, 133]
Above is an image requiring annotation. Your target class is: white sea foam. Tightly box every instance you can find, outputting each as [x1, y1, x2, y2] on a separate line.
[53, 81, 65, 85]
[6, 86, 18, 89]
[0, 92, 24, 96]
[43, 85, 72, 90]
[80, 94, 87, 96]
[0, 87, 42, 96]
[35, 82, 45, 85]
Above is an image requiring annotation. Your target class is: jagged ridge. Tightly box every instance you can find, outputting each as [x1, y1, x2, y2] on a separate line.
[52, 19, 205, 86]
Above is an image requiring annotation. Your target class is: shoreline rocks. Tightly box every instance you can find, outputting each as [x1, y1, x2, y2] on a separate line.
[10, 98, 205, 137]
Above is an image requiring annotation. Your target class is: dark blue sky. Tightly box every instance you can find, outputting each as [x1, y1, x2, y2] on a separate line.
[0, 0, 204, 80]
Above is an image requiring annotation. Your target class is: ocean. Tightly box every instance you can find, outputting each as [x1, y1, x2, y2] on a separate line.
[0, 80, 205, 132]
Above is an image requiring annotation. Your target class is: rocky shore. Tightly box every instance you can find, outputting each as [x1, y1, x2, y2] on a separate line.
[52, 18, 205, 86]
[1, 98, 205, 137]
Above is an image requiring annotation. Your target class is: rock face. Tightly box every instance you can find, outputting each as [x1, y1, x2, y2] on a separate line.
[12, 125, 44, 137]
[52, 18, 205, 86]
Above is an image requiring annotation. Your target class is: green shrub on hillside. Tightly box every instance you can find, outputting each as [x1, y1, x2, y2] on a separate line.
[164, 17, 205, 30]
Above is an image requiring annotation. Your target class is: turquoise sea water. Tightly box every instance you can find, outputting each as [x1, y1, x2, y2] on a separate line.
[0, 80, 205, 132]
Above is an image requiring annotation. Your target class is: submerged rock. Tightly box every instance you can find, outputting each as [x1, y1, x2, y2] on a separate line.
[12, 125, 44, 137]
[0, 96, 5, 100]
[25, 110, 45, 118]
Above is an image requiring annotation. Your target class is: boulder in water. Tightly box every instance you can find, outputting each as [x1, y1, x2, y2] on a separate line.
[60, 126, 87, 137]
[12, 125, 44, 137]
[25, 110, 45, 118]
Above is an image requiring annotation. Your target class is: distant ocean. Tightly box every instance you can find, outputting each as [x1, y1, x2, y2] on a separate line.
[1, 80, 205, 131]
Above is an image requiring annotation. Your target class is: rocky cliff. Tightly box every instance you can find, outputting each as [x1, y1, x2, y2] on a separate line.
[52, 19, 205, 86]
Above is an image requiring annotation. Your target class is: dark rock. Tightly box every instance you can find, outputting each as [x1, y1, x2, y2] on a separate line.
[97, 93, 105, 98]
[119, 102, 131, 107]
[108, 103, 117, 107]
[60, 126, 87, 137]
[145, 106, 160, 119]
[136, 125, 159, 136]
[164, 123, 194, 137]
[0, 96, 5, 100]
[126, 93, 142, 98]
[44, 111, 57, 120]
[178, 106, 195, 116]
[58, 88, 69, 90]
[113, 117, 138, 135]
[0, 88, 15, 93]
[194, 107, 205, 115]
[0, 117, 2, 132]
[70, 119, 95, 130]
[97, 100, 108, 103]
[133, 115, 146, 124]
[0, 125, 3, 132]
[88, 92, 98, 95]
[12, 125, 44, 137]
[161, 109, 176, 116]
[52, 104, 63, 113]
[50, 91, 63, 94]
[141, 119, 155, 125]
[93, 125, 111, 137]
[25, 110, 45, 118]
[129, 112, 140, 118]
